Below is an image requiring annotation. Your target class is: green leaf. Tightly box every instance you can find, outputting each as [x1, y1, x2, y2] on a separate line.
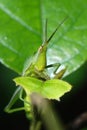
[0, 0, 41, 74]
[13, 77, 72, 100]
[0, 0, 87, 76]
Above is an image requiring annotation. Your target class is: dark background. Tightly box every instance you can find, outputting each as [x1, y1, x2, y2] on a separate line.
[0, 62, 87, 129]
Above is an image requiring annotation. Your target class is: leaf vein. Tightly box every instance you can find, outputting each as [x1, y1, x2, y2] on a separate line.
[0, 39, 21, 55]
[0, 3, 40, 36]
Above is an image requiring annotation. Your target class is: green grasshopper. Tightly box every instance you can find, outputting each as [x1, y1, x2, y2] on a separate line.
[4, 18, 72, 119]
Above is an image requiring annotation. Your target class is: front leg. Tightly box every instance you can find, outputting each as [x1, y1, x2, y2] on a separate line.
[53, 67, 67, 79]
[46, 63, 66, 79]
[34, 67, 50, 81]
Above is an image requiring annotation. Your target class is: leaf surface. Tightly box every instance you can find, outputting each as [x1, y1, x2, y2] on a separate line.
[14, 76, 72, 100]
[0, 0, 87, 76]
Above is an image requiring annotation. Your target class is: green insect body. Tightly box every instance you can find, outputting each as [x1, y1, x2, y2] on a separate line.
[4, 18, 72, 119]
[24, 42, 48, 80]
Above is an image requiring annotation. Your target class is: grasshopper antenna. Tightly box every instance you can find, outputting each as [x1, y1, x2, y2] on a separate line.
[43, 18, 47, 43]
[47, 16, 68, 43]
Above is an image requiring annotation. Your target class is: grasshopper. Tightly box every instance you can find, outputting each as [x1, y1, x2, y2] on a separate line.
[4, 17, 72, 119]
